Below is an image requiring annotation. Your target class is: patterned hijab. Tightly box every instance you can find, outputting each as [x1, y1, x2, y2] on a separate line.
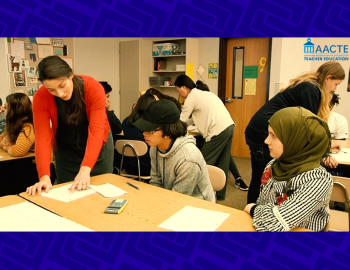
[268, 107, 331, 181]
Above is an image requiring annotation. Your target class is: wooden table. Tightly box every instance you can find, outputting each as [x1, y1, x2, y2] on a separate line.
[20, 174, 310, 232]
[20, 173, 256, 231]
[0, 195, 27, 208]
[0, 148, 35, 162]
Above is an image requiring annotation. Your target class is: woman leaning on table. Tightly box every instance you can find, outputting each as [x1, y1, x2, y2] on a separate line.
[245, 61, 345, 204]
[26, 56, 114, 195]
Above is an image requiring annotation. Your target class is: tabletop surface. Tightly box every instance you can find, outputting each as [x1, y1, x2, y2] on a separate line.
[0, 195, 27, 208]
[20, 174, 310, 232]
[20, 173, 257, 231]
[0, 148, 35, 162]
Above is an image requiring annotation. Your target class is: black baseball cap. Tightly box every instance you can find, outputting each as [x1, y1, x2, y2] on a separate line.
[133, 99, 180, 132]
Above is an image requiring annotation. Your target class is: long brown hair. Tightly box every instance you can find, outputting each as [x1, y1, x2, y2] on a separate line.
[127, 93, 156, 126]
[38, 55, 85, 126]
[280, 61, 345, 120]
[5, 93, 33, 144]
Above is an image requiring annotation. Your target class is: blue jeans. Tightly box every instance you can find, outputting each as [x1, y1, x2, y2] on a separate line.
[246, 138, 273, 204]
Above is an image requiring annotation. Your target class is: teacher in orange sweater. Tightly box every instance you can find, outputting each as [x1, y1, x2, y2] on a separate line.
[26, 56, 113, 195]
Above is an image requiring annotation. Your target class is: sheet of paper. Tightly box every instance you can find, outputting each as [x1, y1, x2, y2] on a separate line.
[330, 148, 350, 163]
[158, 206, 230, 231]
[10, 40, 25, 59]
[37, 44, 53, 58]
[90, 183, 127, 198]
[0, 202, 92, 231]
[36, 38, 51, 44]
[41, 184, 96, 202]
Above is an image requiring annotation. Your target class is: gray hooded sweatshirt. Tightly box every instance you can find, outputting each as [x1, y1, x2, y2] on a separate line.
[150, 135, 215, 202]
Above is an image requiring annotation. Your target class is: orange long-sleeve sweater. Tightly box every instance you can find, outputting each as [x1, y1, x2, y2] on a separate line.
[0, 124, 35, 156]
[33, 75, 110, 178]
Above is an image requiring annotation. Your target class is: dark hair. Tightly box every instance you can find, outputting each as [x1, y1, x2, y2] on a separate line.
[330, 92, 340, 109]
[127, 93, 156, 126]
[0, 98, 2, 106]
[5, 93, 33, 144]
[174, 74, 196, 89]
[99, 81, 112, 94]
[145, 88, 182, 111]
[38, 56, 85, 127]
[195, 80, 209, 91]
[161, 120, 187, 139]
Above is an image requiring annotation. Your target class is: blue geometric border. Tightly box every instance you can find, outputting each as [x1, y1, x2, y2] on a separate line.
[1, 0, 350, 268]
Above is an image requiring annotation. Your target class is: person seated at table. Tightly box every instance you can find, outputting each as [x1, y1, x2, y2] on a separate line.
[145, 88, 182, 111]
[134, 99, 215, 202]
[99, 81, 123, 142]
[121, 93, 156, 176]
[0, 97, 5, 135]
[328, 93, 348, 140]
[244, 107, 333, 231]
[0, 93, 35, 156]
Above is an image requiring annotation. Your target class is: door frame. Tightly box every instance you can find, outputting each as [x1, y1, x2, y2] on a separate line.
[218, 38, 273, 103]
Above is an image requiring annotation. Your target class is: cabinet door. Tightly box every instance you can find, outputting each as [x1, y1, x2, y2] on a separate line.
[120, 40, 140, 121]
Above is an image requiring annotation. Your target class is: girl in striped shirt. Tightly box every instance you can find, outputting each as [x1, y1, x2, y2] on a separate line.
[0, 93, 34, 156]
[244, 107, 333, 231]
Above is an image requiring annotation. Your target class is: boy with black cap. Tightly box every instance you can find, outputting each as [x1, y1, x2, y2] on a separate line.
[134, 99, 215, 202]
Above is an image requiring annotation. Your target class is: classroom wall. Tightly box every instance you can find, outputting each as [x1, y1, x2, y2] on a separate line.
[270, 37, 350, 121]
[74, 38, 139, 119]
[6, 38, 74, 95]
[198, 38, 219, 96]
[0, 39, 11, 102]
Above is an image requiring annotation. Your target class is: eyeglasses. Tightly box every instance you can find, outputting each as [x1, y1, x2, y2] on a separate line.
[144, 128, 162, 135]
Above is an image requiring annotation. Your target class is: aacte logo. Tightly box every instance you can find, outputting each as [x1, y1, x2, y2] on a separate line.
[304, 38, 348, 61]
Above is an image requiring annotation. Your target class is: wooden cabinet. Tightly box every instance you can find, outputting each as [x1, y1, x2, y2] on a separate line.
[150, 38, 198, 99]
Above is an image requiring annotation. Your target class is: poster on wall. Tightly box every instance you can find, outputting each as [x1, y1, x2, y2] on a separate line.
[208, 63, 218, 79]
[13, 71, 27, 87]
[7, 54, 22, 72]
[21, 60, 29, 69]
[27, 67, 37, 78]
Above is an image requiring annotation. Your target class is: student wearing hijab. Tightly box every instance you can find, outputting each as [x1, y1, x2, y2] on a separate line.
[245, 61, 344, 204]
[244, 107, 333, 231]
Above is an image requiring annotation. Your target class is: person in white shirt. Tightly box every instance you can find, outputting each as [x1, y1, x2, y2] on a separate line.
[175, 74, 247, 200]
[328, 93, 348, 140]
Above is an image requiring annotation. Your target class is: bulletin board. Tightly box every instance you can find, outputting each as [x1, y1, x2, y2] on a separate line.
[7, 38, 74, 97]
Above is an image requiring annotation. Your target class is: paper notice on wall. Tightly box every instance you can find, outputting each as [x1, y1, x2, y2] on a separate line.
[186, 63, 194, 80]
[245, 79, 256, 95]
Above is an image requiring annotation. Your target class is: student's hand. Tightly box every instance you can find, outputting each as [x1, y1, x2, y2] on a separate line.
[1, 136, 12, 150]
[26, 175, 52, 196]
[322, 156, 338, 168]
[331, 142, 341, 153]
[68, 166, 91, 193]
[244, 203, 256, 214]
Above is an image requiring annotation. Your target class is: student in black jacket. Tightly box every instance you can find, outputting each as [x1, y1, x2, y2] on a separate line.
[245, 61, 345, 204]
[99, 81, 122, 142]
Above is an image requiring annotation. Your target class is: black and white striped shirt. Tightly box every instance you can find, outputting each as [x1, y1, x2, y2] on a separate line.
[253, 159, 333, 232]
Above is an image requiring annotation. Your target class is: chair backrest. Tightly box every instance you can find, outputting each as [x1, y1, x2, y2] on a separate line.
[115, 140, 148, 157]
[206, 165, 226, 191]
[331, 176, 350, 205]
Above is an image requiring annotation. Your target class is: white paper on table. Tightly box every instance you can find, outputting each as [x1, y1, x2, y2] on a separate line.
[41, 184, 96, 202]
[158, 205, 230, 231]
[90, 183, 127, 198]
[330, 148, 350, 163]
[0, 202, 92, 231]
